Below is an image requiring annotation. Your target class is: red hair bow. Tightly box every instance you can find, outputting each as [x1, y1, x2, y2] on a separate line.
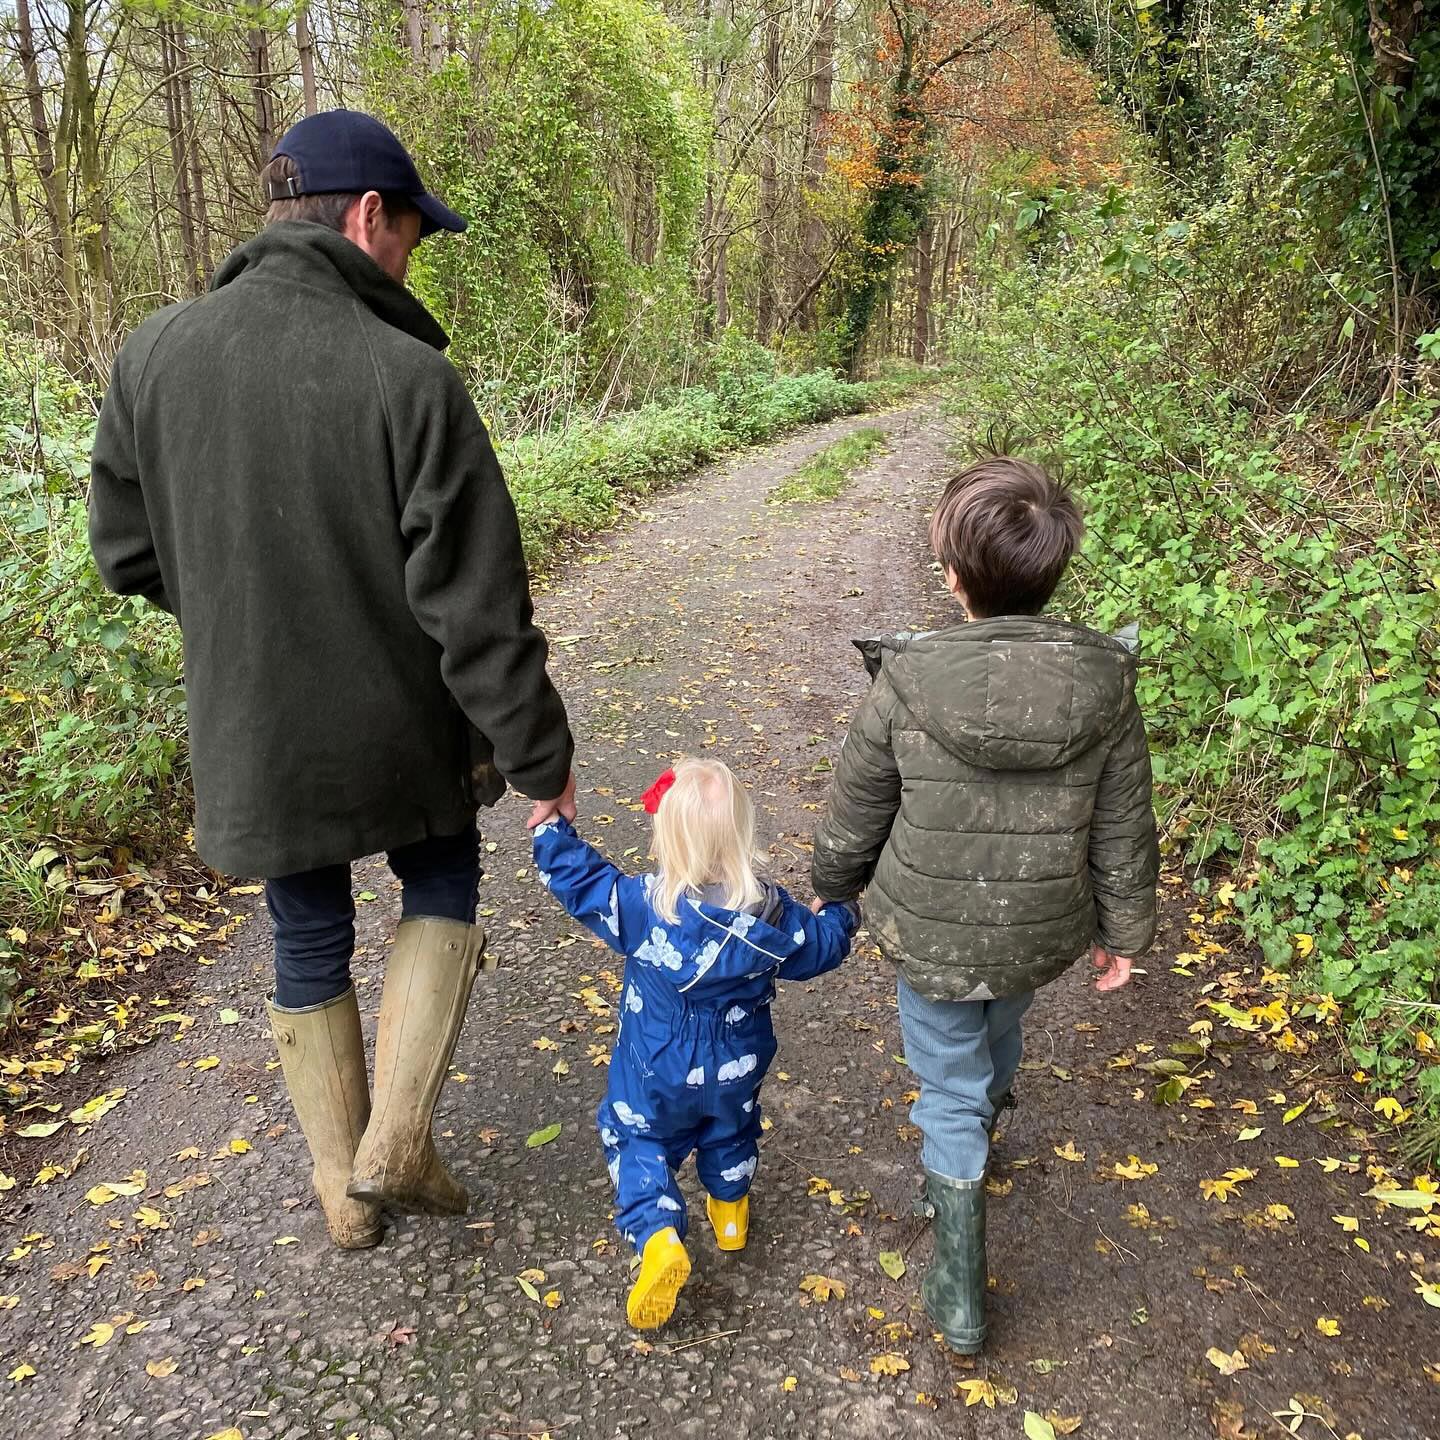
[641, 768, 676, 814]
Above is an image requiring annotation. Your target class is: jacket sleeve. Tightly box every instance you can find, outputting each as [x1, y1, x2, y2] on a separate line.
[810, 674, 902, 901]
[532, 818, 646, 956]
[397, 366, 573, 801]
[1088, 698, 1160, 956]
[88, 348, 172, 614]
[776, 894, 858, 981]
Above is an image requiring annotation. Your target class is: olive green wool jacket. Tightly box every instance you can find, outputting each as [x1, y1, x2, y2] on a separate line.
[811, 617, 1159, 1001]
[89, 222, 572, 878]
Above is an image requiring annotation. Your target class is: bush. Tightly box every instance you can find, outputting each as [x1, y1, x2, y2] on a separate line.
[945, 195, 1439, 1123]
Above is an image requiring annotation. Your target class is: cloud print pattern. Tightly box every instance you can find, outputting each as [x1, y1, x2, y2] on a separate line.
[532, 817, 857, 1249]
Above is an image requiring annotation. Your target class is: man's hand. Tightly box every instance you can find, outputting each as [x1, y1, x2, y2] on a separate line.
[527, 771, 578, 830]
[1092, 944, 1133, 993]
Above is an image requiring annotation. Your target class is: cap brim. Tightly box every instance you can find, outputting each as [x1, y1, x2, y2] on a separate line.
[414, 192, 467, 238]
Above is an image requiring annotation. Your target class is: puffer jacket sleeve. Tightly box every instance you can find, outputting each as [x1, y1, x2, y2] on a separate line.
[811, 673, 902, 901]
[1088, 697, 1160, 956]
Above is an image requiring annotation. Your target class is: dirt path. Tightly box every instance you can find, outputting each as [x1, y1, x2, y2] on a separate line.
[2, 401, 1435, 1440]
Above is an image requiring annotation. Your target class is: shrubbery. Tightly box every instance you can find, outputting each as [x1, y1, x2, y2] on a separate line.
[947, 192, 1440, 1130]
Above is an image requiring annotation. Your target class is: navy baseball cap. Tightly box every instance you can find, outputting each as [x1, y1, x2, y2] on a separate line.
[270, 110, 466, 238]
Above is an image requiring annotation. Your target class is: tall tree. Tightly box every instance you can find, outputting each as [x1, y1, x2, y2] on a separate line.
[755, 7, 782, 341]
[296, 6, 318, 116]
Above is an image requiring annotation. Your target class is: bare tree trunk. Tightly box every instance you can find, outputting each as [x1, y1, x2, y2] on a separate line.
[65, 0, 113, 341]
[403, 1, 425, 63]
[161, 21, 200, 291]
[296, 7, 319, 115]
[795, 0, 836, 331]
[249, 27, 276, 163]
[755, 10, 782, 343]
[15, 0, 78, 323]
[912, 215, 934, 362]
[174, 23, 213, 284]
[0, 109, 34, 314]
[147, 157, 173, 300]
[715, 233, 729, 331]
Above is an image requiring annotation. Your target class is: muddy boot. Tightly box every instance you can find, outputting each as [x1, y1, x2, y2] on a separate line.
[267, 989, 383, 1250]
[919, 1169, 987, 1353]
[347, 917, 487, 1215]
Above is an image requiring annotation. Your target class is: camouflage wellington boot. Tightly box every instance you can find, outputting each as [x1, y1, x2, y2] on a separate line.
[918, 1169, 987, 1354]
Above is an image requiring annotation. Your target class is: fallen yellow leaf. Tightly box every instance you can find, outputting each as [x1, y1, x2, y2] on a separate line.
[781, 1375, 797, 1392]
[1053, 1141, 1085, 1163]
[145, 1356, 177, 1378]
[228, 1138, 251, 1155]
[1316, 1317, 1340, 1336]
[1112, 1155, 1158, 1180]
[870, 1353, 910, 1376]
[193, 1056, 220, 1071]
[8, 1362, 35, 1383]
[956, 1377, 997, 1407]
[80, 1321, 115, 1347]
[1205, 1346, 1248, 1375]
[799, 1273, 846, 1302]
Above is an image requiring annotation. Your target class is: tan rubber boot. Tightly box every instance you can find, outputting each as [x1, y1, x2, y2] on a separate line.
[267, 989, 383, 1250]
[346, 917, 488, 1215]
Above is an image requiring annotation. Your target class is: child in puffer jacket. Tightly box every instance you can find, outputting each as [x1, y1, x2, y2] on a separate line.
[531, 758, 858, 1329]
[812, 455, 1159, 1355]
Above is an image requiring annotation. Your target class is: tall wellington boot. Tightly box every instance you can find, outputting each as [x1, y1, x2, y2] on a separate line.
[267, 989, 383, 1250]
[346, 917, 487, 1215]
[919, 1169, 987, 1353]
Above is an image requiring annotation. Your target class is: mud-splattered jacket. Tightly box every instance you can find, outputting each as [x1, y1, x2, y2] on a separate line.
[811, 616, 1159, 1002]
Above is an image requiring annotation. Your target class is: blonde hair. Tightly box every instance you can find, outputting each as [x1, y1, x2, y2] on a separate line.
[650, 758, 765, 924]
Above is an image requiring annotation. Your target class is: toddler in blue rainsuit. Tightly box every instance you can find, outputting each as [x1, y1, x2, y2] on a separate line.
[531, 757, 858, 1329]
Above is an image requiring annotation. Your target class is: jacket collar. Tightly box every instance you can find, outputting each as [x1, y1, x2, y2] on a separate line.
[208, 221, 449, 351]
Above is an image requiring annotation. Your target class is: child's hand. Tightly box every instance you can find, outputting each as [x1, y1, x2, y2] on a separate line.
[527, 771, 578, 830]
[1091, 945, 1132, 992]
[809, 897, 826, 914]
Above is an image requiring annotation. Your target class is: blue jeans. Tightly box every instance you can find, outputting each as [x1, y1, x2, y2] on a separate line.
[896, 973, 1033, 1182]
[265, 827, 481, 1008]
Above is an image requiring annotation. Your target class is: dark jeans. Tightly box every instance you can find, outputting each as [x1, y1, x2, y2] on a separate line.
[266, 827, 481, 1008]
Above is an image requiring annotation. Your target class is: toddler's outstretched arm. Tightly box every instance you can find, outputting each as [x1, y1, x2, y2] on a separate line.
[776, 896, 860, 982]
[531, 817, 642, 955]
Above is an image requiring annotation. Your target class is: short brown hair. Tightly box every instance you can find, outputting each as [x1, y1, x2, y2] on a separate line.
[929, 456, 1083, 617]
[260, 153, 414, 231]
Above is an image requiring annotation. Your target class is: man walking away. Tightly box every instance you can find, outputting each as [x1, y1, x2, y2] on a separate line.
[89, 111, 577, 1249]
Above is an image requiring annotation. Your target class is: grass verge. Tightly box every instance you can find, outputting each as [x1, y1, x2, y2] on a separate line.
[767, 427, 888, 505]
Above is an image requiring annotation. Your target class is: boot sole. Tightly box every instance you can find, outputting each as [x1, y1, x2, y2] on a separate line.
[627, 1251, 691, 1329]
[332, 1224, 386, 1250]
[938, 1329, 986, 1355]
[346, 1180, 468, 1217]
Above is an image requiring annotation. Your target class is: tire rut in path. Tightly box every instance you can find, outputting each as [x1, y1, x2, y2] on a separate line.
[0, 401, 1432, 1440]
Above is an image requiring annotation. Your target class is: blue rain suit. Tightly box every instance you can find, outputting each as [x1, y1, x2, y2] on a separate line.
[532, 818, 857, 1249]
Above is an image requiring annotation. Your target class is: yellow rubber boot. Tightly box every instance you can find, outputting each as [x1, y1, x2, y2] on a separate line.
[706, 1194, 749, 1251]
[626, 1227, 691, 1330]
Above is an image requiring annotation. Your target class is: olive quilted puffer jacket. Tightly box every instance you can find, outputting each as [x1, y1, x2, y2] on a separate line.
[811, 616, 1159, 1002]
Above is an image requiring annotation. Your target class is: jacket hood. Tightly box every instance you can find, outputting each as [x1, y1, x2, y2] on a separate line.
[877, 616, 1138, 771]
[624, 879, 807, 1001]
[209, 221, 449, 351]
